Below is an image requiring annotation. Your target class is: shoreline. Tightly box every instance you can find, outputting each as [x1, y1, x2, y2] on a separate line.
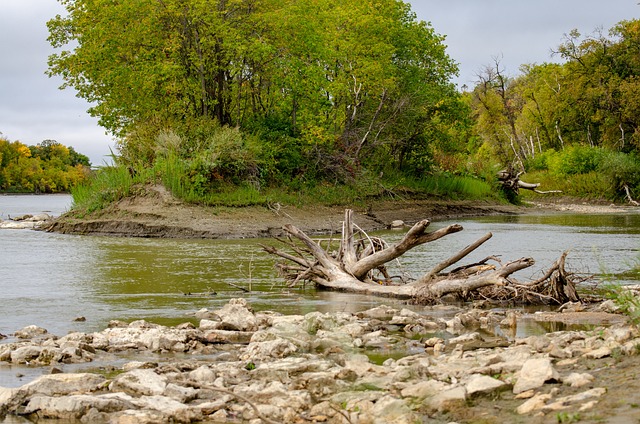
[42, 185, 638, 239]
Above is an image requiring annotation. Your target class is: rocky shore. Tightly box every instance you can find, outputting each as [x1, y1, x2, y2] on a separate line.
[1, 298, 638, 423]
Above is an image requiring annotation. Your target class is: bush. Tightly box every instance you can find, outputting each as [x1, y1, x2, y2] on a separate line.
[545, 145, 606, 176]
[598, 151, 640, 200]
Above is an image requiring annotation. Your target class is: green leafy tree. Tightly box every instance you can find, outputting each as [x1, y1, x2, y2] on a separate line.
[47, 0, 463, 182]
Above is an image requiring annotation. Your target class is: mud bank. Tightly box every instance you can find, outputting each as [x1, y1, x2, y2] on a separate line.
[43, 185, 524, 239]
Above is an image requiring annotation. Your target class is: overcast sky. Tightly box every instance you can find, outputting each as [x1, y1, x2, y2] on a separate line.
[1, 1, 639, 166]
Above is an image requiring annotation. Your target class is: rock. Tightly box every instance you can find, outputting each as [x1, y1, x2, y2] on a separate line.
[28, 213, 52, 222]
[122, 361, 158, 372]
[426, 386, 467, 412]
[562, 372, 595, 388]
[517, 393, 552, 414]
[22, 393, 135, 419]
[465, 374, 509, 397]
[199, 319, 220, 330]
[189, 365, 217, 384]
[214, 298, 258, 331]
[542, 388, 607, 413]
[98, 326, 189, 352]
[241, 338, 297, 361]
[123, 394, 203, 423]
[0, 299, 634, 423]
[598, 299, 620, 313]
[10, 345, 45, 364]
[14, 325, 48, 339]
[357, 305, 398, 320]
[109, 369, 168, 396]
[583, 346, 611, 359]
[370, 395, 416, 423]
[203, 329, 254, 344]
[26, 373, 106, 395]
[448, 332, 483, 346]
[390, 220, 405, 229]
[605, 326, 635, 343]
[164, 383, 198, 403]
[513, 358, 559, 394]
[194, 308, 218, 320]
[400, 380, 449, 399]
[518, 335, 551, 352]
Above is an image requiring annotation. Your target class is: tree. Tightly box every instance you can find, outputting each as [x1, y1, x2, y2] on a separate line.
[47, 0, 462, 179]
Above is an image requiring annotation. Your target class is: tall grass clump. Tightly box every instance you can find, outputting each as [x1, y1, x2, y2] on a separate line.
[70, 164, 139, 214]
[413, 173, 496, 200]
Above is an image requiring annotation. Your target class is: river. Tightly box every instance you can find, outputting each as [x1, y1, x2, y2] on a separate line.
[1, 194, 639, 339]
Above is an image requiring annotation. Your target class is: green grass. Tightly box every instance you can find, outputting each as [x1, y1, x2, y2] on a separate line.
[69, 159, 501, 216]
[409, 174, 496, 200]
[70, 165, 140, 214]
[518, 170, 611, 201]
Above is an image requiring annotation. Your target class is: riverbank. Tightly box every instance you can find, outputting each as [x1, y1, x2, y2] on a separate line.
[43, 184, 517, 238]
[0, 298, 638, 423]
[42, 184, 635, 239]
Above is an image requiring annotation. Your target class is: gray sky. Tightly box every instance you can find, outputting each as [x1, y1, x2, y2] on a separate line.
[1, 1, 639, 166]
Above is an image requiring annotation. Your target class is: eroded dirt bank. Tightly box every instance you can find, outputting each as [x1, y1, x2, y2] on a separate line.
[44, 185, 524, 239]
[44, 186, 637, 239]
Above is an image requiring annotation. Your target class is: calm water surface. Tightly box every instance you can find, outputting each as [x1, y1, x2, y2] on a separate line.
[0, 195, 639, 387]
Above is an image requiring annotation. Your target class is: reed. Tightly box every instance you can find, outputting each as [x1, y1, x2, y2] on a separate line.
[412, 174, 496, 200]
[70, 165, 136, 214]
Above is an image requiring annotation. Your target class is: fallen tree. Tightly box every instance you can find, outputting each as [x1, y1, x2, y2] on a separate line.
[497, 167, 562, 196]
[263, 209, 583, 305]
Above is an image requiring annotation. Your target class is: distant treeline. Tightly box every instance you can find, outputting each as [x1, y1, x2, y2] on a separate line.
[0, 137, 91, 193]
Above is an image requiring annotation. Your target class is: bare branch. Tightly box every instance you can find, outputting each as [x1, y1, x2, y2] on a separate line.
[418, 232, 493, 283]
[348, 222, 464, 279]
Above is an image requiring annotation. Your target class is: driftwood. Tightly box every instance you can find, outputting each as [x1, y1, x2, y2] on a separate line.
[623, 184, 640, 206]
[263, 209, 583, 305]
[497, 167, 562, 195]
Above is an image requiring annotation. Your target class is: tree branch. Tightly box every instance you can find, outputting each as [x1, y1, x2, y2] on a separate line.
[417, 232, 493, 284]
[348, 222, 464, 279]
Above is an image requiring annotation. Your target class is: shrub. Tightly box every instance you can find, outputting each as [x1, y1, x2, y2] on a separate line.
[598, 151, 640, 199]
[546, 145, 606, 176]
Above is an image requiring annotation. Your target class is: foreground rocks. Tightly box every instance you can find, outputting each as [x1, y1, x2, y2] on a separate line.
[0, 298, 638, 423]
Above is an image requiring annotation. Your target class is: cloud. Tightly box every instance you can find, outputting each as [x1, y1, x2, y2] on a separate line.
[409, 0, 640, 87]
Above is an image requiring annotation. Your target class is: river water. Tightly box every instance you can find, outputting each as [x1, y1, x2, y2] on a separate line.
[0, 195, 639, 385]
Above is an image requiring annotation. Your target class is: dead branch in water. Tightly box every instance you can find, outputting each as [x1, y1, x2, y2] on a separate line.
[263, 209, 586, 305]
